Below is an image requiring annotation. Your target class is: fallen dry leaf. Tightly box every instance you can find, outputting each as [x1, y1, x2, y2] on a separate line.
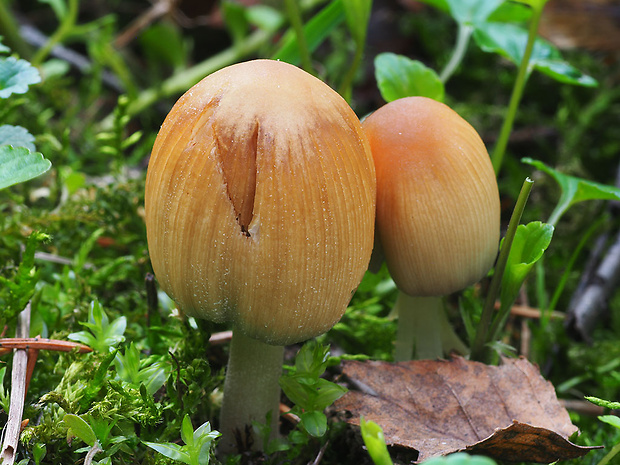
[334, 356, 600, 463]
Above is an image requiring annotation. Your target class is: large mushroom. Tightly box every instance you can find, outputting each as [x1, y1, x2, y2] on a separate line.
[362, 96, 500, 361]
[145, 60, 376, 452]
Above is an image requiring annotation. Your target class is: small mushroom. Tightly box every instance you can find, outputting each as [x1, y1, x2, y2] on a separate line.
[362, 96, 500, 361]
[145, 60, 376, 451]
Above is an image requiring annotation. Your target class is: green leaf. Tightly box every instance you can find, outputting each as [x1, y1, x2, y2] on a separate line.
[181, 414, 195, 447]
[414, 0, 449, 12]
[500, 221, 554, 309]
[39, 0, 68, 20]
[422, 452, 498, 464]
[445, 0, 504, 26]
[511, 0, 549, 11]
[374, 53, 444, 103]
[0, 57, 41, 98]
[473, 22, 597, 87]
[246, 5, 283, 32]
[143, 441, 190, 463]
[64, 414, 97, 446]
[222, 1, 249, 47]
[599, 415, 620, 431]
[487, 2, 532, 22]
[522, 158, 620, 226]
[300, 410, 327, 438]
[272, 0, 345, 65]
[0, 37, 9, 54]
[0, 145, 51, 189]
[342, 0, 372, 46]
[68, 300, 126, 352]
[0, 125, 36, 151]
[585, 396, 620, 410]
[360, 417, 394, 465]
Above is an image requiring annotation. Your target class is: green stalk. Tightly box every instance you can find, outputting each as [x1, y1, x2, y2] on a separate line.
[31, 0, 79, 67]
[394, 292, 467, 362]
[470, 177, 534, 363]
[338, 39, 365, 103]
[284, 0, 314, 75]
[439, 23, 473, 84]
[218, 328, 284, 454]
[491, 3, 546, 174]
[0, 1, 32, 58]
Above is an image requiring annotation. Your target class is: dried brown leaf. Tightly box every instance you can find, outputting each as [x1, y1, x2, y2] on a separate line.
[334, 356, 600, 463]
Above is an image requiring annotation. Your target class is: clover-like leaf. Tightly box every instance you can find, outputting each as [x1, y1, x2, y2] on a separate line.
[0, 56, 41, 98]
[374, 53, 444, 103]
[0, 145, 51, 190]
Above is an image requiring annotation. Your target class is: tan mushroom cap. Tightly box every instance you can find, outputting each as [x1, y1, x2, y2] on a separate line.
[145, 59, 376, 345]
[363, 96, 500, 296]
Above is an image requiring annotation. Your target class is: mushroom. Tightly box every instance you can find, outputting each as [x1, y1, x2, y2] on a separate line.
[362, 96, 500, 361]
[145, 60, 376, 452]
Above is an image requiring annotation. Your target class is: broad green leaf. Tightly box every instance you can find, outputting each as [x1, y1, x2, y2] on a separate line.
[585, 396, 620, 410]
[473, 22, 597, 87]
[374, 53, 444, 102]
[445, 0, 504, 26]
[500, 221, 554, 309]
[64, 414, 97, 446]
[599, 415, 620, 431]
[511, 0, 549, 11]
[342, 0, 372, 45]
[360, 417, 394, 465]
[181, 414, 195, 447]
[0, 146, 51, 189]
[487, 2, 531, 22]
[522, 158, 620, 226]
[413, 0, 449, 12]
[423, 452, 498, 464]
[0, 125, 36, 151]
[143, 441, 190, 463]
[300, 410, 327, 437]
[272, 0, 344, 64]
[0, 57, 41, 98]
[309, 378, 348, 411]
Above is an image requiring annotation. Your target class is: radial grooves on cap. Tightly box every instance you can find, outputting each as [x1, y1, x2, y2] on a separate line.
[215, 120, 259, 236]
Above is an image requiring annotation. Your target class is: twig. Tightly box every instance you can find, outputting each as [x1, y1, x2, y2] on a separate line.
[84, 443, 103, 465]
[0, 304, 32, 465]
[0, 337, 93, 355]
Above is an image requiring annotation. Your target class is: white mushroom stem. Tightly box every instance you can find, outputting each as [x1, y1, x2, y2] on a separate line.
[219, 328, 284, 454]
[393, 292, 468, 362]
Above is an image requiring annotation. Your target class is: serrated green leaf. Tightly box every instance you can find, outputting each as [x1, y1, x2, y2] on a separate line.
[144, 441, 190, 463]
[360, 417, 393, 465]
[64, 414, 97, 446]
[473, 22, 597, 87]
[0, 57, 41, 98]
[272, 0, 344, 65]
[0, 145, 51, 190]
[0, 125, 36, 151]
[300, 410, 327, 437]
[374, 53, 444, 103]
[523, 158, 620, 226]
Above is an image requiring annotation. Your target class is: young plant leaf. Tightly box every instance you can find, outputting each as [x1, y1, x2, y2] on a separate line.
[64, 414, 97, 447]
[444, 0, 504, 26]
[143, 442, 190, 463]
[522, 158, 620, 226]
[0, 146, 51, 190]
[300, 410, 327, 437]
[598, 415, 620, 431]
[342, 0, 372, 46]
[181, 414, 195, 448]
[585, 396, 620, 410]
[360, 417, 394, 465]
[473, 22, 597, 87]
[0, 56, 41, 98]
[499, 221, 554, 313]
[374, 53, 444, 103]
[0, 125, 36, 151]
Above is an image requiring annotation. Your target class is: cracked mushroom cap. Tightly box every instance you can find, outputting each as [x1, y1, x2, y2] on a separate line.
[363, 96, 500, 296]
[145, 59, 376, 345]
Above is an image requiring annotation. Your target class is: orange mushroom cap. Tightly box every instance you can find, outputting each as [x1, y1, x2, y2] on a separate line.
[145, 59, 376, 345]
[363, 96, 500, 296]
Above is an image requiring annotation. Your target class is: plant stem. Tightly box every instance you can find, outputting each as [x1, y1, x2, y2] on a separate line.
[31, 0, 79, 67]
[470, 177, 534, 363]
[338, 39, 364, 103]
[219, 328, 284, 454]
[439, 23, 472, 84]
[393, 293, 467, 362]
[284, 0, 314, 75]
[490, 3, 545, 174]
